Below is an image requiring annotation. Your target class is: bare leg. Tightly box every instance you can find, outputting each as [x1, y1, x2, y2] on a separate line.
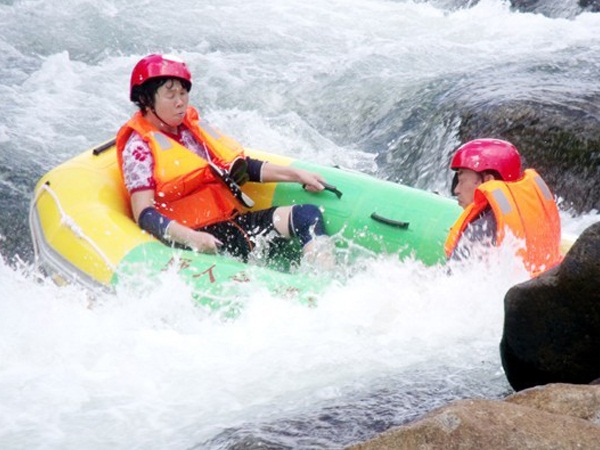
[272, 206, 293, 238]
[272, 206, 335, 268]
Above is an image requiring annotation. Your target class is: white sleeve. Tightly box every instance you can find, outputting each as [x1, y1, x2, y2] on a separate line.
[121, 132, 156, 192]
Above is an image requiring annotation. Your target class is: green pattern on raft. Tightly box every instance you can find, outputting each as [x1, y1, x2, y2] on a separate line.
[271, 160, 462, 265]
[112, 241, 330, 314]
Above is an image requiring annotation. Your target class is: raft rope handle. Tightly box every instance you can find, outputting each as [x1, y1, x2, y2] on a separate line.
[33, 182, 117, 272]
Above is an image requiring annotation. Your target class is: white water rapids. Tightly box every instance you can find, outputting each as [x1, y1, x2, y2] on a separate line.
[1, 0, 599, 448]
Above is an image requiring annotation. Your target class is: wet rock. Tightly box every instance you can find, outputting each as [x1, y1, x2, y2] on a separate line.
[414, 0, 600, 15]
[506, 383, 600, 423]
[348, 399, 600, 449]
[347, 384, 600, 450]
[580, 0, 600, 12]
[458, 98, 600, 214]
[509, 0, 599, 16]
[500, 222, 600, 391]
[510, 0, 581, 17]
[371, 70, 600, 215]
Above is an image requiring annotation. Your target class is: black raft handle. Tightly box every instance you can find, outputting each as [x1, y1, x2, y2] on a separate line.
[92, 138, 117, 156]
[322, 182, 343, 199]
[370, 213, 409, 229]
[302, 182, 343, 199]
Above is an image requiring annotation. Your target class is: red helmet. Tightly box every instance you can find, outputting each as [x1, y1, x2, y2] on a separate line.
[129, 54, 192, 101]
[450, 138, 522, 181]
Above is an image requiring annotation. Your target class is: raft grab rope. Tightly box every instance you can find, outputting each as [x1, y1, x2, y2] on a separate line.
[33, 182, 117, 272]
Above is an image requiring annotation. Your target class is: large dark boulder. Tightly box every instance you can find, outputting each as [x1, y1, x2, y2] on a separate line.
[500, 222, 600, 391]
[458, 98, 600, 214]
[369, 72, 600, 215]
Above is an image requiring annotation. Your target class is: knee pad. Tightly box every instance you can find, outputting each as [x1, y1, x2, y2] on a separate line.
[288, 204, 326, 246]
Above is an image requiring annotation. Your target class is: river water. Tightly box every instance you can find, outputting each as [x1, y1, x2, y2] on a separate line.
[1, 0, 599, 448]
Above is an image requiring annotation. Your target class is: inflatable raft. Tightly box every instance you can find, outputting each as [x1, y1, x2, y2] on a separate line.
[29, 139, 462, 311]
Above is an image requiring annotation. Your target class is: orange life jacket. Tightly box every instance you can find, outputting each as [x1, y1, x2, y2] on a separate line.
[445, 169, 562, 276]
[116, 106, 245, 229]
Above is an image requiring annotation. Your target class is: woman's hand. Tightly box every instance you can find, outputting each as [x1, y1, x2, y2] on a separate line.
[131, 190, 223, 253]
[167, 223, 222, 253]
[131, 190, 222, 253]
[186, 230, 223, 254]
[295, 168, 326, 192]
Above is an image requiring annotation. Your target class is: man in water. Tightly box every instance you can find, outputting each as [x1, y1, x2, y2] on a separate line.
[444, 138, 562, 275]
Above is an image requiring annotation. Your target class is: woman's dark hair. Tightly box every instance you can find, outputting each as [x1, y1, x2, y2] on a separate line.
[131, 77, 192, 112]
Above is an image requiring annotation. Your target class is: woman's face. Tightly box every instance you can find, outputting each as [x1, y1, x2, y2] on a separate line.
[153, 79, 189, 127]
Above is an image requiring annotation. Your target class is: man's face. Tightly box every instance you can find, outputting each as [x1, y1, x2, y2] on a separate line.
[453, 168, 483, 209]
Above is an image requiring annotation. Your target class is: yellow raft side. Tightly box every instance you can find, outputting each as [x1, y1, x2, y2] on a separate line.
[240, 148, 294, 211]
[29, 144, 294, 287]
[31, 142, 154, 285]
